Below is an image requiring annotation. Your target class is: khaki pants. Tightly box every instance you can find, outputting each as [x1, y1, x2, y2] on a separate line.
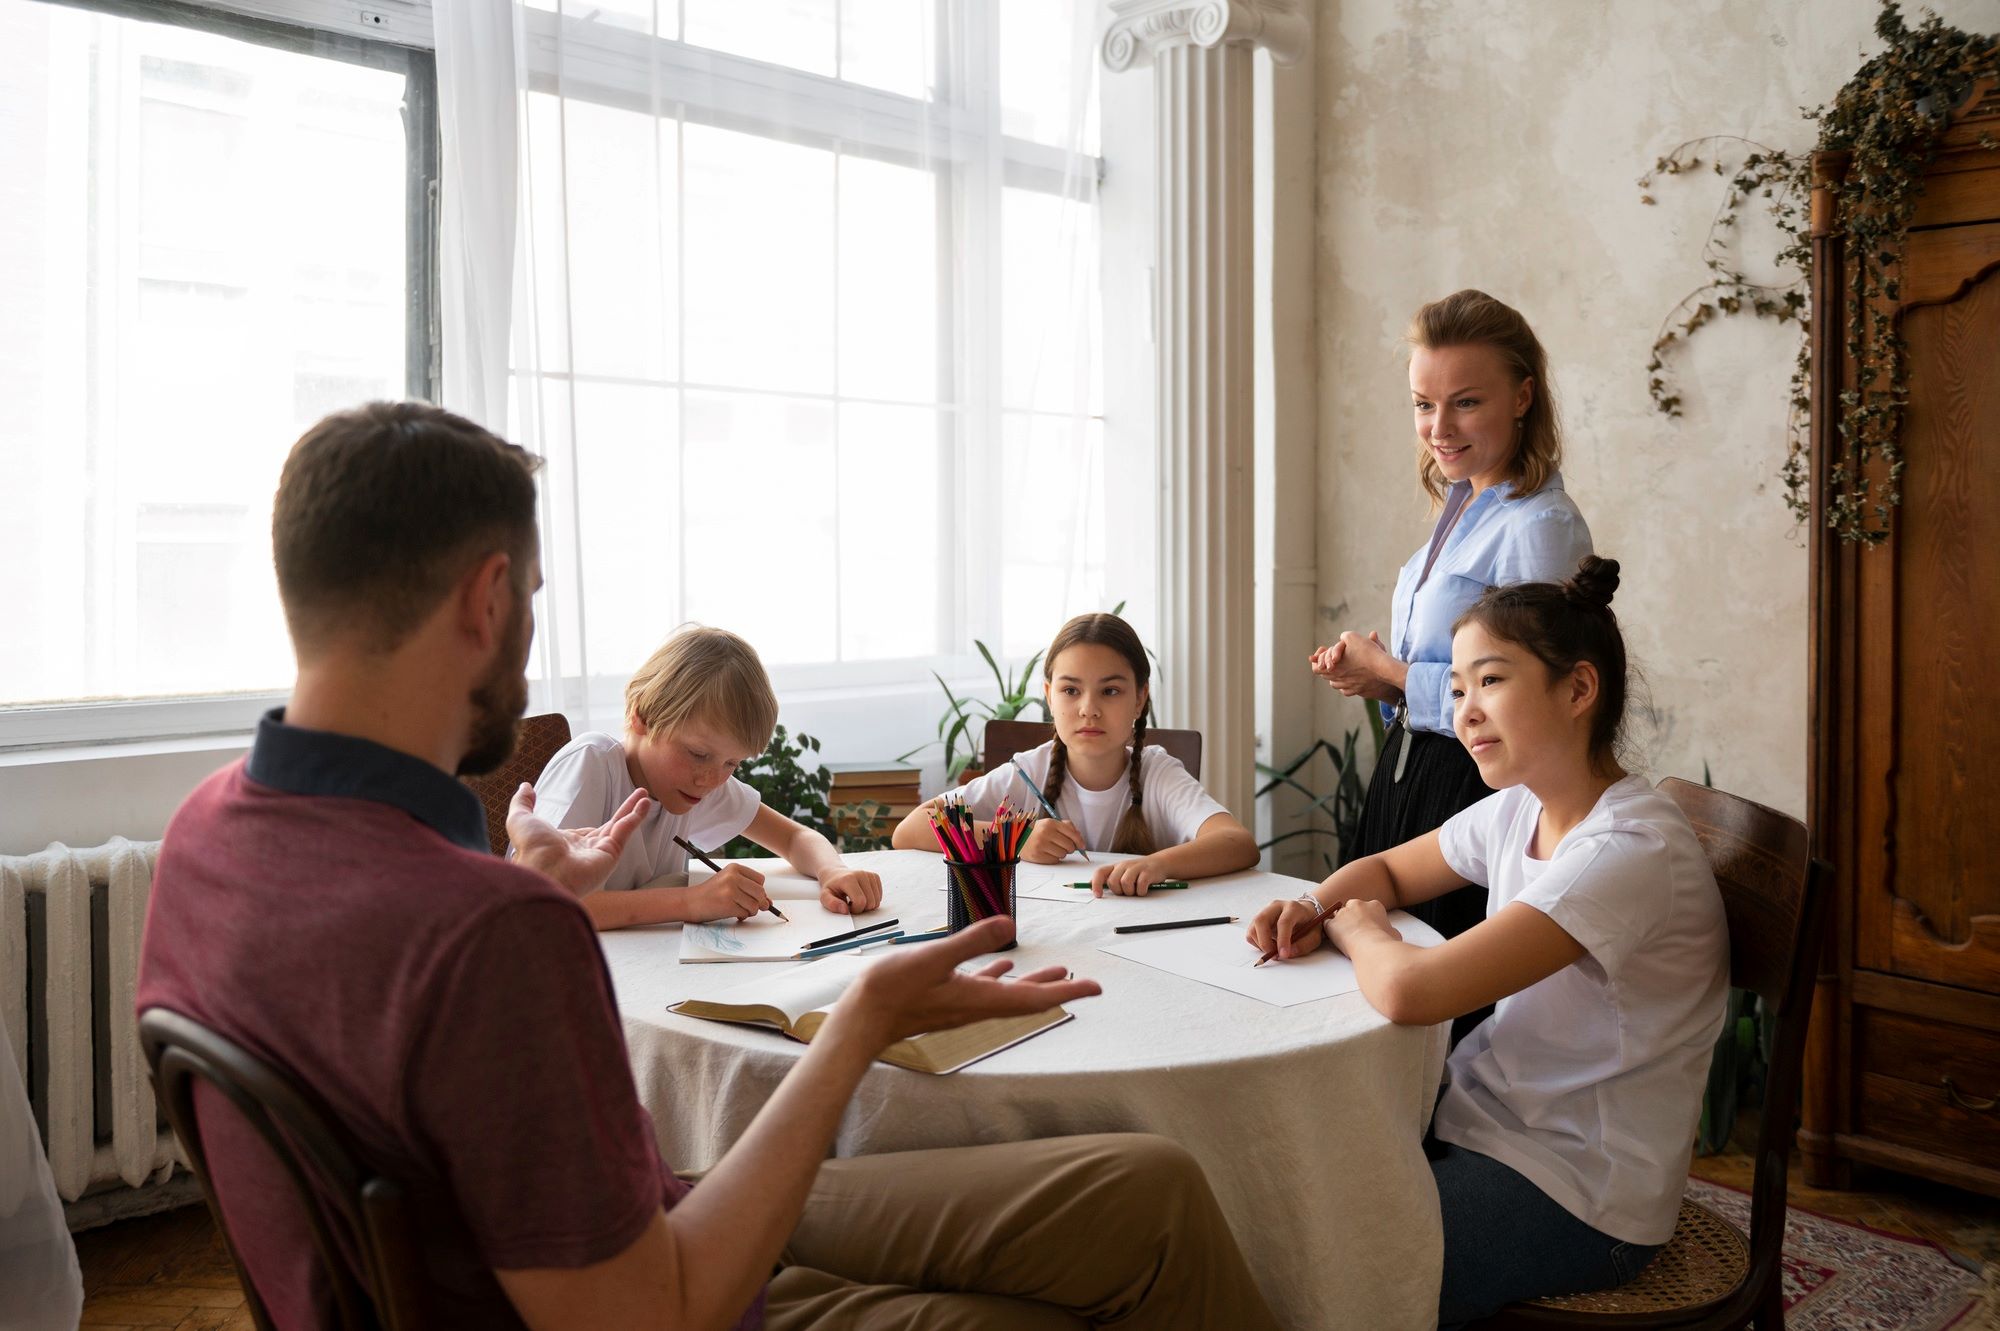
[761, 1133, 1277, 1330]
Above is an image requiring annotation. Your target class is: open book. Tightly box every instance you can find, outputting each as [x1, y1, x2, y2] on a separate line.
[668, 954, 1072, 1074]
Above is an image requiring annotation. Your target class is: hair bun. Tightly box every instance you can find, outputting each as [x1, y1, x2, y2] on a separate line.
[1564, 556, 1620, 611]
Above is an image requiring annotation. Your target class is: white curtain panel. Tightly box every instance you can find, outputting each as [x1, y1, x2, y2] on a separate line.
[435, 0, 1108, 728]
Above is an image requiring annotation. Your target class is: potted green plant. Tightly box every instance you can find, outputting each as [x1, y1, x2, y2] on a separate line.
[721, 724, 895, 856]
[901, 641, 1051, 785]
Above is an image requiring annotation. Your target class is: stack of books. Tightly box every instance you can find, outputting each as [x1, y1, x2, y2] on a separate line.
[827, 760, 923, 840]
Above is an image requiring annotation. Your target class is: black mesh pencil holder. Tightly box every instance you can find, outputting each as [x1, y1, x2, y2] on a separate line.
[944, 858, 1018, 950]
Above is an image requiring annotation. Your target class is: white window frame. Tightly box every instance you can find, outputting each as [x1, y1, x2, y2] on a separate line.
[1, 0, 1116, 754]
[510, 3, 1108, 736]
[0, 0, 435, 751]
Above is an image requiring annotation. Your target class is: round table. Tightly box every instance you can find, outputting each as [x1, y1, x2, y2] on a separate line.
[601, 848, 1451, 1329]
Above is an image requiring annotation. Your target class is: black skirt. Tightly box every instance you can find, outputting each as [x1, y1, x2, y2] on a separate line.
[1345, 720, 1494, 1047]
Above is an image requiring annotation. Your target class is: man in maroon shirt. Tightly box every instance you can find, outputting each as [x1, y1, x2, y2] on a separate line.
[138, 402, 1276, 1330]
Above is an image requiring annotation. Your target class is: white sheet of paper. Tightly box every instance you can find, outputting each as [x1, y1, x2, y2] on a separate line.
[1098, 910, 1433, 1008]
[1011, 856, 1142, 901]
[677, 896, 897, 963]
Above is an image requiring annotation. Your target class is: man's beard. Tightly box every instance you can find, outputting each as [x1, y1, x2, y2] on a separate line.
[457, 593, 531, 777]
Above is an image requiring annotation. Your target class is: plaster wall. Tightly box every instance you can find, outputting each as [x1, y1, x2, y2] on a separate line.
[1311, 0, 1993, 818]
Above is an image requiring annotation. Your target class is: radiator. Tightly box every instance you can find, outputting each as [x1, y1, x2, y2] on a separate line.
[1, 839, 181, 1213]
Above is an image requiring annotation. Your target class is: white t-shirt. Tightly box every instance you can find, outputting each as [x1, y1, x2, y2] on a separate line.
[1432, 776, 1729, 1245]
[954, 739, 1228, 852]
[532, 732, 763, 892]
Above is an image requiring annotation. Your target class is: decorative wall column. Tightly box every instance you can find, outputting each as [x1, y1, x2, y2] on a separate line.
[1103, 0, 1308, 820]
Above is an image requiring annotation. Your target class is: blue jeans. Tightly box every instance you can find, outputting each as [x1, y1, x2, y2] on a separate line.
[1432, 1141, 1663, 1328]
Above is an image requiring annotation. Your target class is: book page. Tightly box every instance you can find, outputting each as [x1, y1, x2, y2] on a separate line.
[671, 953, 871, 1025]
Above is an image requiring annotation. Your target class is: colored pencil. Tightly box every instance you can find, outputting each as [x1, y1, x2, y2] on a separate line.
[803, 917, 899, 951]
[1069, 881, 1188, 890]
[797, 930, 905, 960]
[674, 834, 788, 923]
[1011, 760, 1089, 862]
[1114, 915, 1238, 934]
[890, 929, 951, 945]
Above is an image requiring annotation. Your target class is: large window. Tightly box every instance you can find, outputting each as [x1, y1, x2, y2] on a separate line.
[0, 0, 433, 743]
[506, 0, 1106, 720]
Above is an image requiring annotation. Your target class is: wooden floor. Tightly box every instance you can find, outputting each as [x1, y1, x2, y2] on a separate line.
[77, 1131, 1997, 1325]
[74, 1201, 251, 1331]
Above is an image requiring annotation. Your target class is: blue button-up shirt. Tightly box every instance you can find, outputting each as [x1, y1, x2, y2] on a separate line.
[1387, 472, 1594, 735]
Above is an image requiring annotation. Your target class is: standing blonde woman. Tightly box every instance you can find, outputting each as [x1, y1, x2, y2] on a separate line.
[1311, 290, 1592, 1043]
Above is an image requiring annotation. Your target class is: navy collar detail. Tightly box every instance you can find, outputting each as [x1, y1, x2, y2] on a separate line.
[246, 708, 490, 854]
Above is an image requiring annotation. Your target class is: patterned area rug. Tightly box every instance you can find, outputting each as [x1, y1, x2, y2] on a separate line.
[1686, 1177, 1998, 1331]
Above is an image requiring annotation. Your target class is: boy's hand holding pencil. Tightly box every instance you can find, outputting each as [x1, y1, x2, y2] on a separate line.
[686, 862, 775, 922]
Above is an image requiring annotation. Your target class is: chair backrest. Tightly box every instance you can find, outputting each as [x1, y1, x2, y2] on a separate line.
[1657, 776, 1832, 1326]
[139, 1008, 429, 1331]
[462, 712, 574, 855]
[982, 718, 1203, 782]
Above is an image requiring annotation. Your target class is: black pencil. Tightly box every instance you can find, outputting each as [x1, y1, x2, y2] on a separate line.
[804, 917, 898, 950]
[673, 834, 788, 923]
[1113, 915, 1238, 934]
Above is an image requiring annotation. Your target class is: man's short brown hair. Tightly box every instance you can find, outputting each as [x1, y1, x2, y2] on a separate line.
[272, 401, 541, 654]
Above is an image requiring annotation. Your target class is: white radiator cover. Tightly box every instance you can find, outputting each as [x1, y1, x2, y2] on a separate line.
[1, 839, 180, 1204]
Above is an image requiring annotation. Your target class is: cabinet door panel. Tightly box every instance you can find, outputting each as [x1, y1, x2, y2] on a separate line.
[1866, 240, 2000, 988]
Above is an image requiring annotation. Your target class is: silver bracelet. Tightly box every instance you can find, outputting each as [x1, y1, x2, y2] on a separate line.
[1295, 893, 1324, 916]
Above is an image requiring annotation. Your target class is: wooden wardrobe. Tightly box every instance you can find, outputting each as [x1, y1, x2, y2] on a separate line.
[1803, 76, 2000, 1197]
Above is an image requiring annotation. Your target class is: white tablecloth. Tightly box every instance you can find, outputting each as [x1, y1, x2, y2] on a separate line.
[601, 849, 1451, 1329]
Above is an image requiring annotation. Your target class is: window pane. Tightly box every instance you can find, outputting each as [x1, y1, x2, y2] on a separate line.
[838, 153, 937, 403]
[0, 2, 408, 707]
[1000, 0, 1098, 152]
[681, 392, 837, 664]
[1002, 186, 1102, 414]
[521, 95, 678, 381]
[840, 0, 936, 98]
[682, 124, 835, 394]
[525, 0, 663, 36]
[997, 413, 1105, 660]
[838, 403, 940, 659]
[574, 381, 681, 677]
[684, 0, 835, 78]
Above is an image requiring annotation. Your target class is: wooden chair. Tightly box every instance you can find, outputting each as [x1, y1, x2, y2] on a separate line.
[981, 718, 1203, 782]
[140, 1008, 429, 1331]
[1476, 777, 1833, 1330]
[462, 711, 573, 855]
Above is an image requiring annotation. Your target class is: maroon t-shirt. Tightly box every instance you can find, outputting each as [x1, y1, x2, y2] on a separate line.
[136, 712, 763, 1329]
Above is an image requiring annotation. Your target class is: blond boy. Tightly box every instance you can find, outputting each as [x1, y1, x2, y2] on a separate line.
[533, 626, 883, 930]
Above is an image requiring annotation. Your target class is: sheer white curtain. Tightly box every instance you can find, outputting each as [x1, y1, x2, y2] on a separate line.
[435, 0, 1109, 733]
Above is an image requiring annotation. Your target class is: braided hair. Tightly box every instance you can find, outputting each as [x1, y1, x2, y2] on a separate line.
[1452, 556, 1629, 774]
[1041, 613, 1158, 855]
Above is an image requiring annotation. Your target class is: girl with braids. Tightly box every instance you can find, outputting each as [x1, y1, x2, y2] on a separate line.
[1313, 290, 1593, 1047]
[1253, 558, 1727, 1326]
[893, 613, 1259, 896]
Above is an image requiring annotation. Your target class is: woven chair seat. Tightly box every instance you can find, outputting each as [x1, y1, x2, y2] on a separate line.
[1522, 1199, 1748, 1316]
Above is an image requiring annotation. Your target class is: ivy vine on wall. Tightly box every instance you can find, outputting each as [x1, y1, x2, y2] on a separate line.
[1641, 3, 1998, 545]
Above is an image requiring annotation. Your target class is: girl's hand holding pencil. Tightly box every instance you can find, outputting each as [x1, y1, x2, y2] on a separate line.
[1021, 818, 1088, 864]
[1088, 855, 1177, 898]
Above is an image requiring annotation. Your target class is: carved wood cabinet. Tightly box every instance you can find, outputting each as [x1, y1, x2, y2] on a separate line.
[1803, 77, 2000, 1197]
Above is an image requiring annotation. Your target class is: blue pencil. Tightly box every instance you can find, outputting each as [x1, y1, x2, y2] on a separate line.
[797, 930, 905, 960]
[1011, 759, 1090, 863]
